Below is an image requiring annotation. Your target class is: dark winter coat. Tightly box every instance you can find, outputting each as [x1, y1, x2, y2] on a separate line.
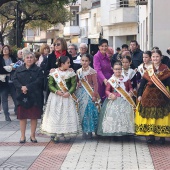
[130, 49, 143, 68]
[13, 63, 44, 109]
[46, 51, 74, 72]
[0, 55, 17, 93]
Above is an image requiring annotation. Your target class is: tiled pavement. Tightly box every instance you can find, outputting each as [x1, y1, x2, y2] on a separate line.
[0, 100, 170, 170]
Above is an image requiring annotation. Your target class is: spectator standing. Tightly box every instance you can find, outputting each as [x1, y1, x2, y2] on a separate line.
[0, 45, 17, 121]
[68, 44, 81, 72]
[130, 40, 143, 68]
[13, 51, 44, 143]
[47, 37, 73, 71]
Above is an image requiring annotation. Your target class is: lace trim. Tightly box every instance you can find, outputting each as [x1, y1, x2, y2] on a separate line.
[77, 67, 96, 77]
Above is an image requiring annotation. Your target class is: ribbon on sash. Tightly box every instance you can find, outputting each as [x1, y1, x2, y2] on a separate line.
[108, 76, 136, 109]
[77, 69, 101, 111]
[50, 69, 79, 109]
[147, 65, 170, 99]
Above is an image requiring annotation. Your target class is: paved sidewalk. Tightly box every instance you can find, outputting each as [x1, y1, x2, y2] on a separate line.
[0, 100, 170, 170]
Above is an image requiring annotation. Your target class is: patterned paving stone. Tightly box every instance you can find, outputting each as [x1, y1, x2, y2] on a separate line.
[149, 138, 170, 170]
[28, 140, 74, 170]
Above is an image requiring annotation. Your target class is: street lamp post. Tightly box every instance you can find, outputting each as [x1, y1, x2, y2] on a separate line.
[16, 0, 21, 47]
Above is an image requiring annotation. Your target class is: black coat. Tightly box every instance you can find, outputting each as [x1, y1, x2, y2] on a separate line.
[0, 55, 17, 93]
[131, 49, 143, 68]
[13, 64, 44, 108]
[46, 51, 73, 72]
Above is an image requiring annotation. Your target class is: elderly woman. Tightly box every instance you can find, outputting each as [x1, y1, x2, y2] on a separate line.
[93, 39, 113, 102]
[0, 45, 17, 121]
[13, 50, 44, 143]
[106, 47, 114, 60]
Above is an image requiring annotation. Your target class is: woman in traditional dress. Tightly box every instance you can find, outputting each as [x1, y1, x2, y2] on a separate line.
[41, 56, 79, 143]
[76, 54, 99, 139]
[137, 51, 152, 77]
[93, 39, 113, 102]
[97, 62, 135, 138]
[136, 49, 170, 144]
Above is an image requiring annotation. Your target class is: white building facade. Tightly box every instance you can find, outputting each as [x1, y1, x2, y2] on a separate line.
[101, 0, 138, 50]
[139, 0, 170, 54]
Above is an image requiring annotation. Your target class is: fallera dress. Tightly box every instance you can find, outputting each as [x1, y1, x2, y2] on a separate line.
[97, 75, 134, 136]
[75, 67, 99, 133]
[41, 68, 79, 135]
[135, 64, 170, 137]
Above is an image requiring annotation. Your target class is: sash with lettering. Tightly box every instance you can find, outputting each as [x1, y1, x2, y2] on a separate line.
[50, 69, 79, 105]
[147, 65, 170, 99]
[77, 68, 101, 111]
[108, 75, 136, 108]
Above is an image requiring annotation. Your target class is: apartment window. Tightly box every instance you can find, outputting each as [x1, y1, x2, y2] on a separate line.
[93, 13, 96, 27]
[71, 11, 79, 26]
[120, 0, 129, 7]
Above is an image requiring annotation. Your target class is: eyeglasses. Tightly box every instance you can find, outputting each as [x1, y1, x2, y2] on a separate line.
[80, 47, 86, 50]
[113, 69, 122, 70]
[3, 48, 9, 51]
[25, 56, 34, 59]
[68, 48, 75, 50]
[55, 43, 61, 46]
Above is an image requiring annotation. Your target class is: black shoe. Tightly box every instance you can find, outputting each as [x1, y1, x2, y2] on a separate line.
[113, 136, 119, 142]
[30, 137, 37, 143]
[20, 137, 26, 144]
[147, 138, 155, 144]
[5, 115, 11, 121]
[158, 137, 165, 145]
[87, 132, 92, 139]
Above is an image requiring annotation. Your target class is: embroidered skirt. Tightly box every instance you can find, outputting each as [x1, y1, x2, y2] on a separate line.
[135, 87, 170, 137]
[76, 87, 98, 133]
[97, 97, 134, 136]
[41, 92, 79, 135]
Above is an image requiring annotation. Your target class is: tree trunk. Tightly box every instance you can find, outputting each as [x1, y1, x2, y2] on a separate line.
[0, 31, 4, 45]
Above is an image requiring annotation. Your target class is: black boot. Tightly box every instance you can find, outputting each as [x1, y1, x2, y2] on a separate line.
[158, 137, 165, 145]
[147, 135, 155, 144]
[5, 115, 11, 121]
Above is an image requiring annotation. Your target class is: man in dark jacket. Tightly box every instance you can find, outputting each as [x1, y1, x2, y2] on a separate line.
[130, 40, 143, 68]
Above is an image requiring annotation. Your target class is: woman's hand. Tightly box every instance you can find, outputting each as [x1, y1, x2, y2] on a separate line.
[103, 79, 108, 85]
[62, 92, 70, 98]
[21, 86, 28, 94]
[50, 68, 55, 73]
[110, 94, 117, 100]
[138, 96, 142, 102]
[56, 91, 64, 96]
[92, 96, 97, 102]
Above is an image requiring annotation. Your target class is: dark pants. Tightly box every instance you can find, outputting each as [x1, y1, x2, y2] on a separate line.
[1, 83, 17, 116]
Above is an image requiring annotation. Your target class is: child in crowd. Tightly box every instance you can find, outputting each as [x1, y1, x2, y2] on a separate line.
[41, 56, 79, 143]
[97, 62, 135, 138]
[138, 51, 152, 77]
[136, 49, 170, 145]
[76, 54, 99, 139]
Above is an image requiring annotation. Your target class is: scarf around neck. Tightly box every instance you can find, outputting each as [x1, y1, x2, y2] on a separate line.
[55, 50, 66, 59]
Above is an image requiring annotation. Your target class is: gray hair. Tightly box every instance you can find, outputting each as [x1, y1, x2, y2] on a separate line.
[68, 44, 78, 51]
[22, 47, 35, 60]
[17, 49, 22, 55]
[80, 43, 88, 49]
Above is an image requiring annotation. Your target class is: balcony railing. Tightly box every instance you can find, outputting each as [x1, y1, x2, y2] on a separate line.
[110, 0, 136, 10]
[109, 0, 137, 24]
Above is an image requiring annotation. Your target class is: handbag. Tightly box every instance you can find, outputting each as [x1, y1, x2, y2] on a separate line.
[17, 93, 34, 109]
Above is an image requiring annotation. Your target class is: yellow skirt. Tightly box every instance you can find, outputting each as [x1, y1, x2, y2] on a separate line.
[135, 103, 170, 137]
